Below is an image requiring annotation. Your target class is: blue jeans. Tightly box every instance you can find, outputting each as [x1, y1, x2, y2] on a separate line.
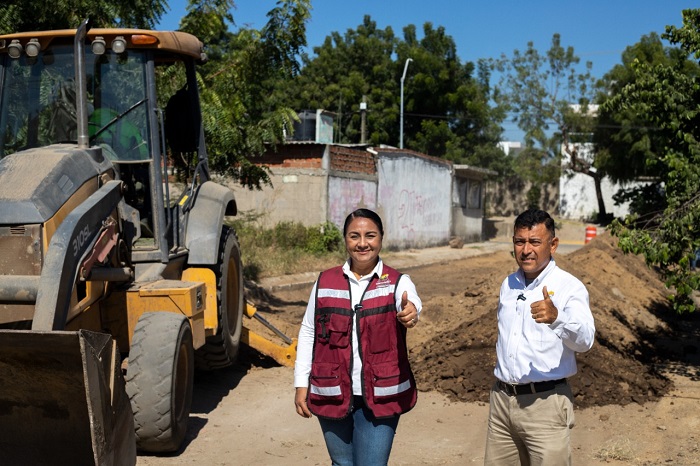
[318, 396, 399, 466]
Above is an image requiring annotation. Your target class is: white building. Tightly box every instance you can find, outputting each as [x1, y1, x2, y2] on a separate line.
[497, 141, 522, 156]
[559, 142, 650, 221]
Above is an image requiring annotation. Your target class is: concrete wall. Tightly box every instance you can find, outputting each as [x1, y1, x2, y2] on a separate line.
[484, 177, 559, 217]
[327, 174, 378, 228]
[229, 143, 329, 227]
[451, 206, 483, 242]
[558, 142, 649, 221]
[229, 144, 490, 249]
[375, 150, 452, 249]
[451, 177, 486, 242]
[230, 167, 328, 228]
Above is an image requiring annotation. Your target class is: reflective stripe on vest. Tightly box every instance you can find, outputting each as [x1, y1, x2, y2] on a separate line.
[317, 288, 350, 299]
[363, 285, 396, 300]
[310, 384, 342, 397]
[374, 379, 412, 397]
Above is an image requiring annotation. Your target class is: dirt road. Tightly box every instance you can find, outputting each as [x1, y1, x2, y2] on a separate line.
[136, 367, 700, 465]
[138, 234, 700, 465]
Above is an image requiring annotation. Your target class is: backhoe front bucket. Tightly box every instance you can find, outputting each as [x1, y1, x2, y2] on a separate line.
[0, 329, 135, 465]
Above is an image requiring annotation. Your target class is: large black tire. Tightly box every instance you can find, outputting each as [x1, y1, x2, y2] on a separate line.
[125, 312, 194, 453]
[194, 226, 245, 370]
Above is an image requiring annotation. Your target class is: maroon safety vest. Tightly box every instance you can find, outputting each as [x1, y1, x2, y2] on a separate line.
[306, 265, 417, 419]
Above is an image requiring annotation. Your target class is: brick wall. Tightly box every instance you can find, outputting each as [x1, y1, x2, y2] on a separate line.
[254, 144, 375, 173]
[256, 144, 325, 168]
[329, 146, 375, 174]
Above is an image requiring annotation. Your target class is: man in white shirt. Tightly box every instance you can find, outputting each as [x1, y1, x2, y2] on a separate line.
[484, 209, 595, 466]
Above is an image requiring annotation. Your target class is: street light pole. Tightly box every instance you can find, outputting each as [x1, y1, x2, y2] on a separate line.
[400, 58, 413, 149]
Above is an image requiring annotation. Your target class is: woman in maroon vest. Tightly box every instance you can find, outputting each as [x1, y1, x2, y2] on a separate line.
[294, 208, 422, 466]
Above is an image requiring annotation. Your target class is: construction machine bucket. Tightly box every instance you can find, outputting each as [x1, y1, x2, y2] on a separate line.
[0, 330, 136, 466]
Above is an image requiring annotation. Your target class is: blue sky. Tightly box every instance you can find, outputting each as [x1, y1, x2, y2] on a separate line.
[157, 1, 691, 141]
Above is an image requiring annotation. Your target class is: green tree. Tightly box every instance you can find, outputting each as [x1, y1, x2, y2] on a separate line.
[0, 0, 167, 32]
[594, 32, 699, 217]
[492, 34, 598, 211]
[178, 0, 311, 189]
[277, 16, 509, 175]
[605, 9, 700, 313]
[279, 16, 399, 145]
[397, 23, 504, 165]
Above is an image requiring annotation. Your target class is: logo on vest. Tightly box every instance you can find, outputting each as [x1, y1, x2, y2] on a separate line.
[376, 274, 391, 287]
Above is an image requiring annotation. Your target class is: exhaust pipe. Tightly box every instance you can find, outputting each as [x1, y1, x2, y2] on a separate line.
[75, 18, 91, 149]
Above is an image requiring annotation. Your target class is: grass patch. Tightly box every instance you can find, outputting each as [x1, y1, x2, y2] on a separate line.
[226, 217, 346, 281]
[594, 438, 636, 462]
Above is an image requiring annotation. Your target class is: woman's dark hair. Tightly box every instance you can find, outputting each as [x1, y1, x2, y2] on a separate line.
[514, 208, 556, 238]
[343, 208, 384, 236]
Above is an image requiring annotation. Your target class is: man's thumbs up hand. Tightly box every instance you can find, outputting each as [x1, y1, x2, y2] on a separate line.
[531, 286, 557, 324]
[542, 286, 551, 301]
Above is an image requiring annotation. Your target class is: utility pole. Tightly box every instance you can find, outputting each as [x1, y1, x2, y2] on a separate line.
[400, 58, 413, 149]
[360, 95, 367, 144]
[336, 94, 342, 143]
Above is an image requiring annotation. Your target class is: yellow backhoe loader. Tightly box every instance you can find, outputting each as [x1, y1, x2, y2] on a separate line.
[0, 19, 295, 465]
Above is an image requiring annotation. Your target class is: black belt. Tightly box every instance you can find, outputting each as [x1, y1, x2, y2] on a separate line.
[497, 379, 567, 396]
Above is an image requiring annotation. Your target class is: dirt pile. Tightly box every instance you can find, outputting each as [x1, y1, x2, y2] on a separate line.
[410, 232, 678, 408]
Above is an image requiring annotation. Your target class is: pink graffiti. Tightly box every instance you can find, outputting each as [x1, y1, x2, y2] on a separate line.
[398, 189, 428, 230]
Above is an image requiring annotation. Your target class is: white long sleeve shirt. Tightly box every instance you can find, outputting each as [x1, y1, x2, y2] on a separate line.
[494, 259, 595, 384]
[294, 258, 422, 395]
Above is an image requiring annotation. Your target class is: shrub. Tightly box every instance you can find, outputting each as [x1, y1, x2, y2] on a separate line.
[305, 222, 344, 255]
[226, 218, 346, 281]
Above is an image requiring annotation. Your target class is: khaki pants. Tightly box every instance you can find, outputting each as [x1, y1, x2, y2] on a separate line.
[484, 382, 574, 466]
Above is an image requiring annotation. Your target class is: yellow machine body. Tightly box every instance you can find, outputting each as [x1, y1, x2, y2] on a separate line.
[126, 280, 207, 349]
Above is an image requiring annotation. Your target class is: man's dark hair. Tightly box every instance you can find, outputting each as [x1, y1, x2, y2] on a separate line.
[514, 209, 556, 238]
[343, 208, 384, 237]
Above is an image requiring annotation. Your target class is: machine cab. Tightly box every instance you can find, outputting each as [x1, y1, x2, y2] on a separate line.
[0, 29, 207, 262]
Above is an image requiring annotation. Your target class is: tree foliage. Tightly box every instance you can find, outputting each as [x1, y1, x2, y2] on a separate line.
[275, 15, 509, 175]
[491, 34, 598, 209]
[0, 0, 167, 32]
[279, 16, 398, 145]
[594, 33, 700, 187]
[178, 0, 311, 189]
[605, 9, 700, 313]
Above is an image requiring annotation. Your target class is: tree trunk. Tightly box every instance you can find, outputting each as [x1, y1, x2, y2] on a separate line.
[593, 173, 608, 224]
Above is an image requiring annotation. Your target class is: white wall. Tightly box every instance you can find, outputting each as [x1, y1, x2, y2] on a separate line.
[559, 172, 646, 220]
[559, 143, 648, 221]
[376, 153, 452, 249]
[227, 146, 489, 249]
[452, 177, 486, 241]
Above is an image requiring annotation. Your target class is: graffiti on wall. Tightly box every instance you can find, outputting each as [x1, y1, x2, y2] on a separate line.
[395, 188, 443, 238]
[328, 177, 377, 228]
[378, 157, 452, 247]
